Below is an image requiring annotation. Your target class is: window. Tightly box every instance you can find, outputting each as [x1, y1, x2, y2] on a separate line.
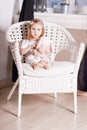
[47, 0, 65, 8]
[75, 0, 87, 5]
[70, 0, 87, 14]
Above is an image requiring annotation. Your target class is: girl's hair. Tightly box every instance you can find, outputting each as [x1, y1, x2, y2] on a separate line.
[27, 18, 45, 40]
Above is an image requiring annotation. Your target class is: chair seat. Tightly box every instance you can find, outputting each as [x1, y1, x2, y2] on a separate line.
[22, 61, 75, 77]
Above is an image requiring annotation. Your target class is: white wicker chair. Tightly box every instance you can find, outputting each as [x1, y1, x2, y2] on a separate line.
[6, 21, 85, 117]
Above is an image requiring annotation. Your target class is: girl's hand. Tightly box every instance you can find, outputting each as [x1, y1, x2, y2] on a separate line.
[38, 45, 46, 54]
[31, 44, 36, 49]
[45, 46, 51, 54]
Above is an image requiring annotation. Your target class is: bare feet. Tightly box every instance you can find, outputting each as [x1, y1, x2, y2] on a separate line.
[42, 62, 51, 70]
[31, 63, 37, 70]
[31, 62, 51, 70]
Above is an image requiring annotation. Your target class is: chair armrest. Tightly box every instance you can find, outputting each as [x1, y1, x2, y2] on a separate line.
[9, 42, 23, 79]
[72, 42, 85, 75]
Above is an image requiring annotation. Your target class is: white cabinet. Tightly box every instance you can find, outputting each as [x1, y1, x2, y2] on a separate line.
[34, 12, 87, 30]
[14, 12, 87, 30]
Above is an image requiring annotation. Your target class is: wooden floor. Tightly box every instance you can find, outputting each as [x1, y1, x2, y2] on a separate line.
[0, 86, 87, 130]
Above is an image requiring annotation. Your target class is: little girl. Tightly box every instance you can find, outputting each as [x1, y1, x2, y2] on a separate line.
[20, 18, 53, 70]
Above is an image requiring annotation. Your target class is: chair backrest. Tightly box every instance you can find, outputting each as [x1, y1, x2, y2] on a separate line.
[6, 21, 85, 78]
[6, 21, 78, 61]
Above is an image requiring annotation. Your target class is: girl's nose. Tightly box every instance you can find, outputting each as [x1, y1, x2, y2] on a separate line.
[34, 30, 37, 33]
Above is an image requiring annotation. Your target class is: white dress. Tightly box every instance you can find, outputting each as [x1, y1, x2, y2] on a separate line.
[21, 37, 52, 65]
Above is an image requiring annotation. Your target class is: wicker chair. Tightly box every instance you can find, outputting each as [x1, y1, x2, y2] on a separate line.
[6, 21, 85, 117]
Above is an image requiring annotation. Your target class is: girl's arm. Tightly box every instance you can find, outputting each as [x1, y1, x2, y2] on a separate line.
[20, 45, 31, 55]
[20, 39, 35, 55]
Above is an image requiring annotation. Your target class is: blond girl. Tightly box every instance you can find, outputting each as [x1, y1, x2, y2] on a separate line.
[20, 18, 52, 70]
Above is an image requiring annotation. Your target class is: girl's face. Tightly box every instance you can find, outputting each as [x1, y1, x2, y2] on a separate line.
[30, 23, 42, 40]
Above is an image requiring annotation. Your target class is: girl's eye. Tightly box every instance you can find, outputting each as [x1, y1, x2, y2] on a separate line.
[32, 28, 35, 30]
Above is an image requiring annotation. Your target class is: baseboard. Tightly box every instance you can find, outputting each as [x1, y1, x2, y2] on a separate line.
[0, 77, 12, 89]
[77, 90, 87, 96]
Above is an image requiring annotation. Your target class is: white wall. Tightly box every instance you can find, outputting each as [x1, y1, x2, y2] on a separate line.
[0, 0, 19, 81]
[19, 0, 23, 12]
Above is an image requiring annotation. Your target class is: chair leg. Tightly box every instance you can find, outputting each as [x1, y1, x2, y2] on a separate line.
[7, 78, 19, 100]
[74, 91, 77, 113]
[18, 93, 22, 117]
[54, 92, 57, 98]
